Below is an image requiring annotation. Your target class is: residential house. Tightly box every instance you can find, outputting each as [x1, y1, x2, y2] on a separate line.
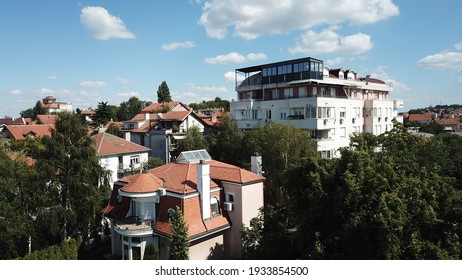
[122, 102, 213, 163]
[102, 149, 265, 260]
[230, 57, 404, 158]
[405, 111, 436, 125]
[35, 114, 59, 125]
[3, 124, 55, 140]
[92, 132, 151, 187]
[41, 96, 72, 114]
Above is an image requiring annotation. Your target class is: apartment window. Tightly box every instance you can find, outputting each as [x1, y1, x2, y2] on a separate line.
[340, 107, 346, 118]
[211, 196, 220, 216]
[266, 110, 272, 120]
[284, 88, 293, 99]
[317, 107, 334, 119]
[252, 109, 258, 119]
[280, 109, 289, 119]
[312, 87, 317, 97]
[272, 90, 278, 100]
[299, 87, 306, 98]
[130, 156, 140, 166]
[321, 150, 332, 159]
[340, 127, 346, 138]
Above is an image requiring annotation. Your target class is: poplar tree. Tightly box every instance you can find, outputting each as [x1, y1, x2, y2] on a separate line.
[169, 206, 189, 260]
[157, 81, 172, 103]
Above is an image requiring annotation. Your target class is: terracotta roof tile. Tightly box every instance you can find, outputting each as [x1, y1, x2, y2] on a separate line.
[92, 132, 150, 156]
[119, 173, 164, 194]
[36, 114, 59, 125]
[4, 124, 55, 140]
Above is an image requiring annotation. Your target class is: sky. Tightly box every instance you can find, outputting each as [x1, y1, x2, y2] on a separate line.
[1, 0, 461, 118]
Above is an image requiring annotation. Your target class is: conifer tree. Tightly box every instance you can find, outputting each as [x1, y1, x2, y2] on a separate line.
[157, 81, 172, 103]
[169, 206, 189, 260]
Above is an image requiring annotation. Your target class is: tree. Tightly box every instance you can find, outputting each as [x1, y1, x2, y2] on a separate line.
[157, 81, 172, 103]
[143, 242, 159, 260]
[144, 157, 164, 169]
[106, 123, 123, 138]
[173, 126, 207, 160]
[94, 102, 111, 126]
[35, 112, 110, 242]
[169, 206, 189, 260]
[20, 100, 46, 120]
[117, 97, 144, 121]
[207, 113, 243, 166]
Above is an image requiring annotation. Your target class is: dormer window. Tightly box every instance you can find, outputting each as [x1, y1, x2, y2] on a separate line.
[211, 196, 220, 216]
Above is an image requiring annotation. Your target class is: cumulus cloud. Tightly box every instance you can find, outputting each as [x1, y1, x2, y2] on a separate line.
[224, 71, 245, 84]
[162, 41, 195, 51]
[371, 66, 410, 92]
[79, 80, 109, 88]
[10, 89, 23, 96]
[186, 83, 228, 94]
[198, 0, 399, 40]
[80, 6, 135, 40]
[117, 92, 140, 98]
[455, 42, 462, 50]
[417, 51, 462, 70]
[289, 29, 373, 55]
[205, 52, 267, 64]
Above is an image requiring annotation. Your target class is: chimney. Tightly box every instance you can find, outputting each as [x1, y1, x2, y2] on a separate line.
[251, 153, 262, 175]
[124, 131, 131, 141]
[144, 112, 150, 120]
[197, 159, 210, 220]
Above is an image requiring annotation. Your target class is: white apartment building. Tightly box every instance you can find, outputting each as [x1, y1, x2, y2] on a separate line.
[230, 57, 403, 158]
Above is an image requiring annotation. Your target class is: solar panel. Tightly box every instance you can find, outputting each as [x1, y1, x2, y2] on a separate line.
[176, 149, 211, 163]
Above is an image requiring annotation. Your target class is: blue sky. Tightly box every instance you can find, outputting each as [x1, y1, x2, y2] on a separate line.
[1, 0, 461, 118]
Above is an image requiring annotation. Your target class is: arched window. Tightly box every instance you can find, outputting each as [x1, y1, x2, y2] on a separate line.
[211, 196, 220, 216]
[167, 208, 175, 219]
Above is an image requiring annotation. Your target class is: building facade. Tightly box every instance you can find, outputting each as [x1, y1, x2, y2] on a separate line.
[230, 57, 403, 158]
[102, 150, 265, 260]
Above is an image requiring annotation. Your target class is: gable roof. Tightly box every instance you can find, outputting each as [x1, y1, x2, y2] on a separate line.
[4, 124, 55, 140]
[36, 114, 59, 125]
[92, 132, 151, 156]
[141, 101, 188, 113]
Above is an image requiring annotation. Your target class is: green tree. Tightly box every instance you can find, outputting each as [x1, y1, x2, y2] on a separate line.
[169, 206, 189, 260]
[207, 113, 243, 166]
[157, 81, 172, 103]
[117, 97, 144, 121]
[106, 123, 123, 138]
[94, 102, 111, 126]
[143, 242, 159, 260]
[35, 112, 110, 242]
[174, 126, 207, 159]
[144, 157, 164, 169]
[20, 100, 46, 120]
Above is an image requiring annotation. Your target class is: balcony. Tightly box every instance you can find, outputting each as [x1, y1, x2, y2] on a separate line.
[114, 216, 154, 234]
[118, 163, 142, 173]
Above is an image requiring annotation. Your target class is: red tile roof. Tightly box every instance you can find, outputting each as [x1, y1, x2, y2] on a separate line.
[4, 124, 55, 140]
[36, 114, 59, 125]
[92, 132, 150, 156]
[408, 112, 434, 122]
[141, 101, 187, 113]
[118, 172, 165, 194]
[102, 184, 130, 220]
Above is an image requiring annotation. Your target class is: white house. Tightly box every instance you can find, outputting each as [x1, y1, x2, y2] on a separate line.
[230, 57, 404, 158]
[92, 132, 151, 188]
[102, 149, 265, 260]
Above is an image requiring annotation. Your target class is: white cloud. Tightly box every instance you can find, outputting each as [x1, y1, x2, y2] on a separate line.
[418, 51, 462, 70]
[198, 0, 399, 40]
[205, 52, 267, 64]
[117, 78, 130, 84]
[79, 80, 109, 88]
[10, 89, 23, 96]
[224, 71, 245, 84]
[46, 75, 58, 80]
[371, 66, 410, 92]
[37, 88, 55, 95]
[80, 6, 135, 40]
[117, 92, 141, 98]
[289, 29, 373, 55]
[162, 41, 195, 51]
[186, 83, 228, 94]
[455, 42, 462, 50]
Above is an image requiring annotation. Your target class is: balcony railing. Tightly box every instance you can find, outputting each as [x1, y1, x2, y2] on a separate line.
[114, 216, 154, 233]
[118, 163, 142, 172]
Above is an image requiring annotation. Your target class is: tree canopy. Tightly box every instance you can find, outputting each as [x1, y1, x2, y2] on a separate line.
[157, 81, 172, 103]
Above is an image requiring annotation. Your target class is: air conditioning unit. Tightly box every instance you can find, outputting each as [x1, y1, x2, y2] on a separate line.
[157, 188, 167, 197]
[224, 202, 233, 211]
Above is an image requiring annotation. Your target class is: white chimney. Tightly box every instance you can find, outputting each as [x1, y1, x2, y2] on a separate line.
[124, 131, 131, 141]
[251, 154, 262, 175]
[197, 159, 211, 220]
[144, 112, 150, 120]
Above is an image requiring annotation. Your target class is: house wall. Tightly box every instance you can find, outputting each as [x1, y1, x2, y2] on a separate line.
[222, 181, 264, 259]
[100, 151, 149, 188]
[189, 232, 225, 260]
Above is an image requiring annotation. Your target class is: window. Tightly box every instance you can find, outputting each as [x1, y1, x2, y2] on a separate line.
[284, 88, 293, 99]
[312, 87, 317, 96]
[167, 208, 175, 219]
[211, 196, 220, 216]
[272, 90, 278, 100]
[266, 110, 272, 120]
[340, 107, 346, 118]
[130, 156, 140, 166]
[299, 87, 306, 98]
[252, 109, 258, 119]
[226, 193, 234, 203]
[280, 109, 289, 119]
[340, 127, 346, 138]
